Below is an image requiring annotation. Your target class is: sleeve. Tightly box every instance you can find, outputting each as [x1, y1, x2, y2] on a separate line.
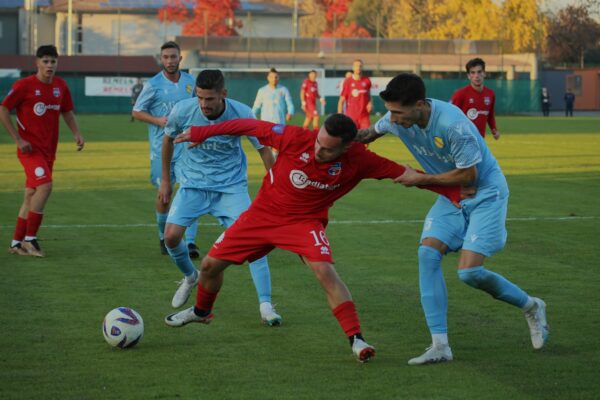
[1, 80, 25, 110]
[61, 83, 74, 113]
[133, 83, 154, 112]
[360, 148, 462, 203]
[164, 104, 181, 138]
[284, 88, 295, 114]
[449, 89, 461, 106]
[374, 112, 395, 135]
[340, 79, 349, 98]
[448, 122, 482, 169]
[366, 78, 372, 100]
[488, 92, 497, 130]
[252, 88, 263, 116]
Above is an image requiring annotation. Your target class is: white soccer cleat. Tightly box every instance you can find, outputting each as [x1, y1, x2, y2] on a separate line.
[165, 306, 213, 327]
[408, 344, 453, 366]
[260, 302, 282, 326]
[524, 297, 549, 350]
[352, 338, 376, 363]
[171, 270, 199, 308]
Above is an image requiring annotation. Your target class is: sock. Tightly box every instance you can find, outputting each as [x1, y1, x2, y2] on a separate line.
[521, 296, 535, 311]
[418, 246, 448, 334]
[249, 256, 272, 304]
[12, 217, 27, 244]
[155, 211, 168, 240]
[332, 301, 361, 338]
[25, 211, 43, 239]
[165, 240, 196, 276]
[458, 266, 529, 308]
[432, 333, 449, 347]
[184, 221, 198, 245]
[195, 284, 218, 316]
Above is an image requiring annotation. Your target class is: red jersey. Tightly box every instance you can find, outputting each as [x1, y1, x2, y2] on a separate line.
[450, 85, 496, 138]
[341, 76, 371, 120]
[190, 119, 461, 223]
[1, 75, 74, 160]
[301, 79, 320, 108]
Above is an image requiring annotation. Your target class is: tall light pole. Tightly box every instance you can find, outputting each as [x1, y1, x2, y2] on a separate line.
[67, 0, 73, 55]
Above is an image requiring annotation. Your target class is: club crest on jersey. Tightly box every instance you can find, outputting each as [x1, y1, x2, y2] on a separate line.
[328, 162, 342, 176]
[299, 152, 310, 162]
[484, 96, 491, 105]
[468, 98, 474, 104]
[53, 87, 60, 98]
[272, 124, 285, 135]
[186, 84, 192, 94]
[433, 136, 444, 149]
[35, 90, 41, 96]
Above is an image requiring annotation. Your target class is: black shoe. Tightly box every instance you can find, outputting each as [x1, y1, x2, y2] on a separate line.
[187, 243, 201, 259]
[160, 239, 168, 255]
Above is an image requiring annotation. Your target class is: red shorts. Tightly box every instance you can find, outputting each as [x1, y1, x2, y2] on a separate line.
[348, 113, 371, 129]
[208, 211, 334, 264]
[18, 152, 54, 188]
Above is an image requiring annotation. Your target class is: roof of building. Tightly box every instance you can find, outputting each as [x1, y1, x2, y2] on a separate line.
[0, 55, 160, 74]
[0, 0, 50, 8]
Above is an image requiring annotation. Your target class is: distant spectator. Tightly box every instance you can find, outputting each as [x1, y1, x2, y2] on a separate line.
[130, 78, 144, 122]
[541, 87, 550, 117]
[564, 89, 575, 117]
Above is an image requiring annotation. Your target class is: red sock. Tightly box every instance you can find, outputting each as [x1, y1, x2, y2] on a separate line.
[332, 301, 361, 337]
[13, 217, 27, 242]
[195, 284, 219, 312]
[25, 211, 44, 238]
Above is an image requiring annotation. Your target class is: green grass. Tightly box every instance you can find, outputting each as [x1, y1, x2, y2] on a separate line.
[1, 115, 599, 399]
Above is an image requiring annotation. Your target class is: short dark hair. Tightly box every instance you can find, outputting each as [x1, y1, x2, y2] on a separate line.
[160, 41, 180, 53]
[268, 68, 278, 74]
[324, 114, 357, 144]
[36, 45, 58, 58]
[466, 58, 485, 73]
[196, 69, 225, 91]
[379, 73, 426, 106]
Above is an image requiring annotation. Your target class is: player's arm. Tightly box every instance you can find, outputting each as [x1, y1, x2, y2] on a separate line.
[257, 146, 275, 170]
[394, 165, 477, 187]
[356, 127, 383, 144]
[132, 110, 167, 127]
[337, 95, 346, 113]
[131, 85, 168, 127]
[61, 110, 85, 151]
[300, 85, 306, 112]
[252, 89, 263, 117]
[284, 88, 294, 120]
[0, 105, 32, 153]
[489, 94, 500, 140]
[365, 81, 373, 113]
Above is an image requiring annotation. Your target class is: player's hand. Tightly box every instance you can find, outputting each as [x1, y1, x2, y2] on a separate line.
[393, 165, 422, 187]
[286, 114, 292, 122]
[16, 137, 32, 153]
[158, 181, 172, 204]
[74, 133, 85, 151]
[492, 129, 500, 140]
[366, 102, 373, 113]
[156, 116, 168, 128]
[320, 98, 326, 106]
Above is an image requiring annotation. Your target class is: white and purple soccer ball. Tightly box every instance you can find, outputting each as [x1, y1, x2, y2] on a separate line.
[102, 307, 144, 349]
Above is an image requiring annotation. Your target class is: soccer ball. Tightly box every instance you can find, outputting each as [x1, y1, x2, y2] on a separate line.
[102, 307, 144, 349]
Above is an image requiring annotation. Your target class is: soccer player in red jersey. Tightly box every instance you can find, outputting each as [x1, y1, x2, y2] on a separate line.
[300, 70, 325, 129]
[338, 59, 372, 129]
[450, 58, 500, 140]
[164, 114, 461, 362]
[0, 45, 85, 257]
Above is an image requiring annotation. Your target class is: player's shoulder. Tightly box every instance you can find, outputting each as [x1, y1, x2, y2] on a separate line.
[173, 96, 196, 111]
[147, 72, 164, 86]
[482, 86, 495, 96]
[225, 98, 252, 116]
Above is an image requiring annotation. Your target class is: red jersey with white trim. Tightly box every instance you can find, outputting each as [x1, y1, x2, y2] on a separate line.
[450, 85, 496, 138]
[189, 119, 461, 223]
[301, 79, 319, 109]
[1, 75, 74, 160]
[341, 76, 371, 120]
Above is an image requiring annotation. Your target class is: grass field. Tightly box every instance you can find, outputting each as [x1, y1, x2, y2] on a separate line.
[1, 115, 599, 399]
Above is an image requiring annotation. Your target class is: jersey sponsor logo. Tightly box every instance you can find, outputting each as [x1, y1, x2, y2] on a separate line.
[484, 96, 491, 105]
[468, 98, 474, 104]
[272, 124, 285, 135]
[299, 152, 310, 162]
[33, 102, 61, 116]
[327, 162, 342, 176]
[289, 169, 340, 191]
[351, 89, 368, 97]
[53, 87, 61, 98]
[466, 108, 479, 120]
[433, 137, 444, 149]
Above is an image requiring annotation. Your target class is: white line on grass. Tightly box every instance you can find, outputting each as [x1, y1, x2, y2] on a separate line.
[0, 216, 595, 229]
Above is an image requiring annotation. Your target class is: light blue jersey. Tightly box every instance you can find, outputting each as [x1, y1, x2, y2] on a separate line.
[252, 84, 295, 124]
[164, 97, 263, 193]
[133, 70, 196, 179]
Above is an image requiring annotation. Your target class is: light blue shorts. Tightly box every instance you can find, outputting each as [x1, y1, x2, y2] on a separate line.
[420, 184, 509, 257]
[167, 188, 251, 228]
[150, 157, 176, 188]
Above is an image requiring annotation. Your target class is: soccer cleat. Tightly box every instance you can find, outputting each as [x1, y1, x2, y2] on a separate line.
[524, 297, 549, 350]
[171, 269, 200, 308]
[352, 338, 376, 363]
[165, 306, 213, 327]
[187, 243, 201, 259]
[21, 239, 44, 257]
[159, 239, 168, 255]
[8, 243, 29, 256]
[259, 302, 282, 326]
[408, 344, 453, 366]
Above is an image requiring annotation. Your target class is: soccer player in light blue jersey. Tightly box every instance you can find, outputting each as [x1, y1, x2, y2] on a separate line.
[158, 69, 282, 325]
[357, 73, 549, 365]
[252, 68, 295, 124]
[132, 41, 200, 258]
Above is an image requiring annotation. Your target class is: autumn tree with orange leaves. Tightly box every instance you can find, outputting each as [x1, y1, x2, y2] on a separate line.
[315, 0, 370, 37]
[158, 0, 242, 36]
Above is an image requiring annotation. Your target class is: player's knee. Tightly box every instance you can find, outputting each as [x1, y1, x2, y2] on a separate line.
[418, 245, 442, 263]
[457, 267, 485, 288]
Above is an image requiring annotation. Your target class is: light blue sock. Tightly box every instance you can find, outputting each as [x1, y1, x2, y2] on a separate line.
[458, 266, 529, 308]
[418, 245, 448, 334]
[248, 256, 272, 304]
[166, 240, 196, 277]
[155, 212, 168, 241]
[184, 221, 198, 245]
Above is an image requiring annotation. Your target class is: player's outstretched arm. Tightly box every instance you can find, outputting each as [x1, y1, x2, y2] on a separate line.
[61, 110, 85, 151]
[394, 165, 477, 187]
[175, 119, 281, 148]
[356, 127, 383, 144]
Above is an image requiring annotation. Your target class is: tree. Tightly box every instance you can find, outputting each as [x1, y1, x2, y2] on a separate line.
[314, 0, 371, 37]
[158, 0, 242, 36]
[501, 0, 547, 52]
[546, 4, 600, 67]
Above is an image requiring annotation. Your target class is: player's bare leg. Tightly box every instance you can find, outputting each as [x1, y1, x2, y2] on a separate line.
[312, 116, 320, 130]
[16, 183, 52, 257]
[304, 258, 375, 362]
[302, 116, 311, 129]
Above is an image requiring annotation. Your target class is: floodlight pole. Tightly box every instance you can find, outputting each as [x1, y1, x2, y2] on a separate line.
[67, 0, 73, 55]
